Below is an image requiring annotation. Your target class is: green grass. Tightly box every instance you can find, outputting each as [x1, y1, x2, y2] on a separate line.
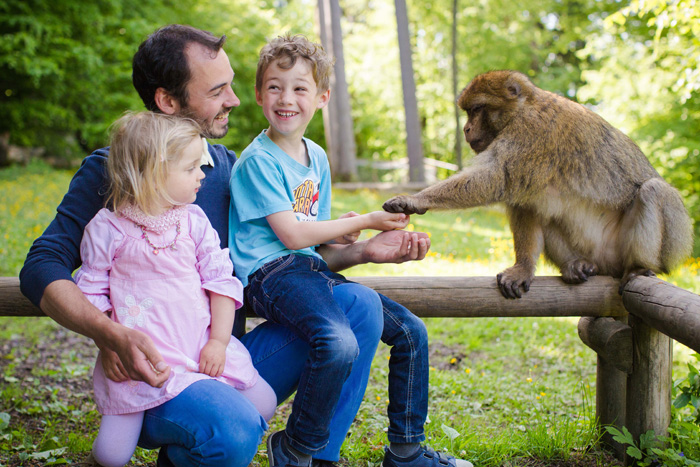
[1, 162, 699, 466]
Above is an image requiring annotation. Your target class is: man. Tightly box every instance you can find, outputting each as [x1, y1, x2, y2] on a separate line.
[20, 24, 429, 466]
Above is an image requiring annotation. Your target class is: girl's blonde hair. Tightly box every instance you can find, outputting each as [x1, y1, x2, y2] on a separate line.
[107, 111, 202, 215]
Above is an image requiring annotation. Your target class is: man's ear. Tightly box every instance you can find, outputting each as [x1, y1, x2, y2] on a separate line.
[154, 88, 181, 115]
[255, 87, 263, 106]
[316, 88, 331, 110]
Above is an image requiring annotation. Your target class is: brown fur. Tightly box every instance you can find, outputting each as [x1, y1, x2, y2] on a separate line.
[383, 70, 693, 298]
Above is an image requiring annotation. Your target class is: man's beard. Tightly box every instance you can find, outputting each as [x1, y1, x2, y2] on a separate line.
[180, 107, 230, 139]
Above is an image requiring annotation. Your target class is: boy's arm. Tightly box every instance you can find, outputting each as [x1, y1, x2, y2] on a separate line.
[266, 210, 409, 251]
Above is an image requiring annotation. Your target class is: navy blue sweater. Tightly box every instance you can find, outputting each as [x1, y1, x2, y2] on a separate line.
[19, 143, 237, 309]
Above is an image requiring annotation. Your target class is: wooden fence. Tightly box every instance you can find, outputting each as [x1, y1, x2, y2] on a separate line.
[2, 274, 699, 465]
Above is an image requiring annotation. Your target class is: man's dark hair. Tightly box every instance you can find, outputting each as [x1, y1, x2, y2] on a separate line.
[132, 24, 226, 111]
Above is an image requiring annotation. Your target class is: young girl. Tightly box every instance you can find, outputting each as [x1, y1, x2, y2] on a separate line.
[75, 111, 276, 467]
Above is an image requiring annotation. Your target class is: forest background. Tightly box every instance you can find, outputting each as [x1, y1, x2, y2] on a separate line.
[1, 0, 699, 250]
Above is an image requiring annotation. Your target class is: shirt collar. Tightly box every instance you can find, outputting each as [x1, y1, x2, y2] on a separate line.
[200, 137, 215, 167]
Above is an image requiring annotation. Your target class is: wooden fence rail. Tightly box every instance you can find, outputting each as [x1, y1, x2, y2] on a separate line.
[2, 274, 699, 465]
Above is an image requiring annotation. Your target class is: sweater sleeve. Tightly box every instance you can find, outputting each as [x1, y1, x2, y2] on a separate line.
[19, 150, 110, 307]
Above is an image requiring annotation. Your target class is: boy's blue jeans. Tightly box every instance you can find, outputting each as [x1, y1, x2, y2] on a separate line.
[247, 253, 430, 457]
[245, 254, 384, 454]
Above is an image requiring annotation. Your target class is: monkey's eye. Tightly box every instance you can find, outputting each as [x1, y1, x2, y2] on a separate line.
[469, 104, 485, 114]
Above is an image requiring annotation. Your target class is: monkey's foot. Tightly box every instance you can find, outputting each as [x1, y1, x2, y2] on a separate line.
[383, 196, 428, 215]
[619, 268, 656, 294]
[561, 259, 599, 284]
[496, 265, 534, 299]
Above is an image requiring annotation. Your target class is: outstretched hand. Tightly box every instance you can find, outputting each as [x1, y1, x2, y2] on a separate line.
[361, 229, 430, 264]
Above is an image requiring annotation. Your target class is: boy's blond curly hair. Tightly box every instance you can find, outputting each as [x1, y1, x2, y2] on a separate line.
[256, 34, 335, 94]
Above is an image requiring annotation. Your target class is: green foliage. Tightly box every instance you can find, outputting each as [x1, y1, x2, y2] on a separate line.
[0, 0, 193, 159]
[604, 354, 700, 466]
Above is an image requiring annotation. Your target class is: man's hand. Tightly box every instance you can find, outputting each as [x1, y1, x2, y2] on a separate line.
[41, 280, 170, 388]
[101, 326, 171, 387]
[361, 230, 430, 264]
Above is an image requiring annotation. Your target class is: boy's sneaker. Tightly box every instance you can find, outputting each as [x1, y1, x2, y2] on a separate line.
[312, 460, 338, 467]
[382, 445, 474, 467]
[267, 430, 313, 467]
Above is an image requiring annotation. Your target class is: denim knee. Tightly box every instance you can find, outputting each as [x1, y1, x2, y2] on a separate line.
[314, 323, 359, 368]
[206, 410, 266, 466]
[404, 312, 428, 352]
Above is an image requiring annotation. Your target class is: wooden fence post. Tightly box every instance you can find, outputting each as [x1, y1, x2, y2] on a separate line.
[625, 313, 672, 461]
[578, 316, 632, 460]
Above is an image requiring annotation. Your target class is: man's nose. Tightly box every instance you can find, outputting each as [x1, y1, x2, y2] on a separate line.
[225, 86, 240, 108]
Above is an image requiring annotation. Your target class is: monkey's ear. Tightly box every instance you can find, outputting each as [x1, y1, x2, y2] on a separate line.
[505, 81, 522, 99]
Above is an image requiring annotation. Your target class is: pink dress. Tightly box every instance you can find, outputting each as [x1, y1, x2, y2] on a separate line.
[75, 204, 257, 415]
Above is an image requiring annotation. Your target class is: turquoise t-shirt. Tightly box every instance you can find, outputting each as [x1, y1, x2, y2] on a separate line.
[229, 130, 332, 286]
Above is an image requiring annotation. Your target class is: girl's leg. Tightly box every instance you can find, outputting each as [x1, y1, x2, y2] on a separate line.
[92, 412, 144, 467]
[238, 376, 278, 422]
[138, 379, 266, 467]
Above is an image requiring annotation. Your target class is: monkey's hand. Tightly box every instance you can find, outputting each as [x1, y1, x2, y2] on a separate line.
[619, 268, 656, 295]
[496, 264, 534, 299]
[561, 259, 599, 284]
[383, 195, 428, 215]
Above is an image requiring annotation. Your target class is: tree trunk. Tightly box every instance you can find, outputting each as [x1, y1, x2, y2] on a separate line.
[452, 0, 463, 170]
[394, 0, 425, 182]
[317, 0, 357, 182]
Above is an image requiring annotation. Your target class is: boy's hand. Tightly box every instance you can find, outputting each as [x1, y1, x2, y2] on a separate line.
[367, 211, 410, 231]
[199, 340, 226, 377]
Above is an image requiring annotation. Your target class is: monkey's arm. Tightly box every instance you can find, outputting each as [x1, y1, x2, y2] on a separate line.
[383, 158, 505, 215]
[497, 206, 543, 299]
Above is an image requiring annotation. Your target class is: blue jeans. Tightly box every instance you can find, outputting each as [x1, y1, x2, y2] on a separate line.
[246, 254, 384, 455]
[138, 379, 267, 467]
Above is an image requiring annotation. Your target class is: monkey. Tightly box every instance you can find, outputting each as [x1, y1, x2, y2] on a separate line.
[383, 70, 693, 299]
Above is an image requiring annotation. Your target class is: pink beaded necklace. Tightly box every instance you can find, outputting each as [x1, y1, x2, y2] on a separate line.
[119, 204, 186, 255]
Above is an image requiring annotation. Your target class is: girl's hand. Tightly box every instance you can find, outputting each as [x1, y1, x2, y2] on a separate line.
[333, 211, 361, 244]
[367, 211, 410, 231]
[199, 339, 226, 377]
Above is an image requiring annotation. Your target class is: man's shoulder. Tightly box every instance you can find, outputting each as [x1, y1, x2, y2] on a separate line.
[206, 142, 237, 166]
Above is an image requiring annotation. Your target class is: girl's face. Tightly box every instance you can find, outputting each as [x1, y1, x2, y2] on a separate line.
[161, 137, 206, 211]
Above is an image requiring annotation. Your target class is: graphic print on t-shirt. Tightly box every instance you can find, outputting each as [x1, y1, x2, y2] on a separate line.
[292, 179, 320, 221]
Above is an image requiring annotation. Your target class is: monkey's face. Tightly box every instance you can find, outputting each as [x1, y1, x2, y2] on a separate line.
[463, 105, 497, 154]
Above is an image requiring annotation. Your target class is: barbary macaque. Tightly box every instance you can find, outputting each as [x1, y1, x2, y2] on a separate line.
[383, 70, 693, 298]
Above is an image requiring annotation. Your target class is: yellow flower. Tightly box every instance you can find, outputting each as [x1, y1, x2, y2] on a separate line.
[540, 392, 546, 397]
[450, 358, 457, 365]
[526, 377, 532, 383]
[465, 368, 471, 374]
[376, 396, 381, 401]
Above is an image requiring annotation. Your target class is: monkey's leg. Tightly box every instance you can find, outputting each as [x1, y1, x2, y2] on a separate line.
[383, 163, 505, 215]
[496, 207, 543, 299]
[618, 178, 691, 292]
[542, 227, 599, 284]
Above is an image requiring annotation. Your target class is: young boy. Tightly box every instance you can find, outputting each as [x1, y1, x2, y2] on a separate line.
[229, 34, 473, 467]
